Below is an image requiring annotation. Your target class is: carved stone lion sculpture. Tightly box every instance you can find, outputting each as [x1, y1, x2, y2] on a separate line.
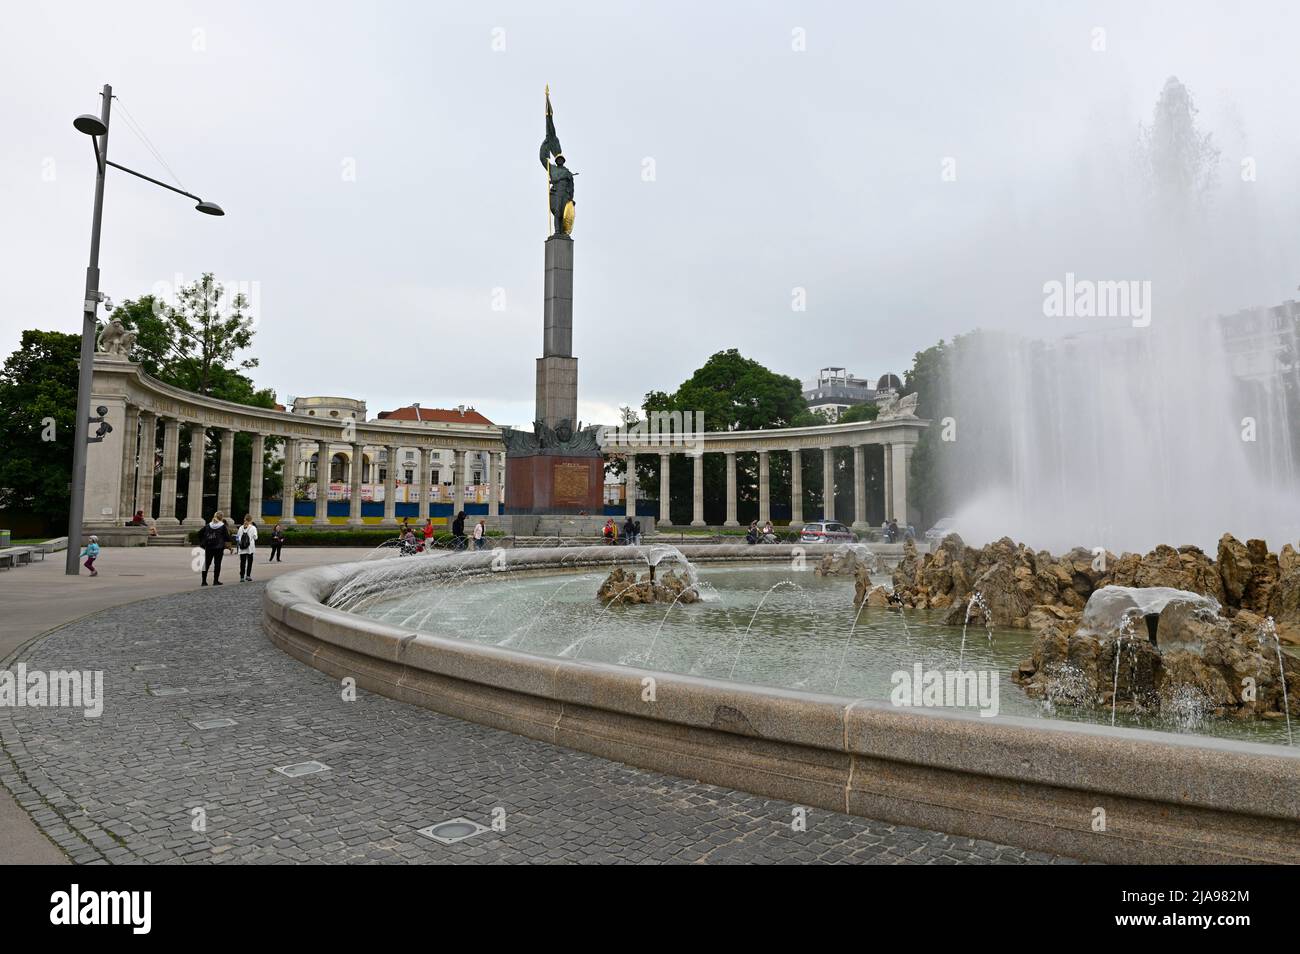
[876, 390, 919, 421]
[97, 318, 137, 357]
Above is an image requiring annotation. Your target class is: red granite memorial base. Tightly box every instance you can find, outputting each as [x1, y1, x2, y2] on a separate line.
[504, 455, 604, 514]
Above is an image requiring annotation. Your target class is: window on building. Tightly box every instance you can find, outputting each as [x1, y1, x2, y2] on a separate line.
[472, 471, 481, 484]
[431, 470, 440, 484]
[378, 468, 387, 483]
[404, 450, 415, 461]
[404, 469, 413, 484]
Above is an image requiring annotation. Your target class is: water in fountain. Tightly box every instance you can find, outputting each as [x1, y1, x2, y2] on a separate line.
[933, 78, 1300, 553]
[1110, 612, 1139, 726]
[958, 591, 991, 670]
[1258, 616, 1294, 745]
[727, 580, 806, 680]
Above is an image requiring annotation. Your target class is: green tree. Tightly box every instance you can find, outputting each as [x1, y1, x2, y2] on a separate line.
[0, 330, 80, 531]
[639, 350, 815, 524]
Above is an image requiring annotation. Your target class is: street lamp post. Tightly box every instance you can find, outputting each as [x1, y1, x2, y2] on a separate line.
[65, 84, 224, 575]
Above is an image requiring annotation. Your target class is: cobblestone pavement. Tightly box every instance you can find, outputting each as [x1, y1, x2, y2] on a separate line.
[0, 584, 1080, 864]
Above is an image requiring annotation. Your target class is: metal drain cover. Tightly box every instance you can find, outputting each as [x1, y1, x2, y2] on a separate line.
[417, 818, 490, 845]
[148, 686, 188, 696]
[190, 718, 237, 730]
[274, 761, 330, 778]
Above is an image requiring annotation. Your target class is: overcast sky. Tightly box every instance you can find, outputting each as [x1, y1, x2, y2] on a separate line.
[3, 0, 1299, 427]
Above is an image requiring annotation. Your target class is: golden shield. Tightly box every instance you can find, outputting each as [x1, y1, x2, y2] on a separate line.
[562, 200, 576, 233]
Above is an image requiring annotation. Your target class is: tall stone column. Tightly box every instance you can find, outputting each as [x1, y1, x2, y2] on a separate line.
[758, 450, 771, 525]
[659, 453, 671, 525]
[691, 453, 706, 527]
[421, 447, 436, 522]
[852, 444, 868, 529]
[625, 453, 638, 519]
[891, 442, 913, 529]
[349, 442, 365, 526]
[314, 438, 331, 525]
[790, 448, 803, 526]
[883, 444, 894, 521]
[217, 428, 236, 518]
[381, 445, 397, 526]
[157, 417, 181, 526]
[452, 449, 465, 514]
[119, 405, 140, 521]
[723, 452, 738, 526]
[822, 446, 835, 521]
[183, 424, 206, 527]
[133, 412, 157, 519]
[486, 451, 499, 517]
[280, 438, 298, 524]
[248, 433, 265, 523]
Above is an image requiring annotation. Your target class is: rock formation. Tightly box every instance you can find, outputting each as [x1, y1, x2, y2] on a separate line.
[890, 532, 1300, 644]
[596, 566, 699, 606]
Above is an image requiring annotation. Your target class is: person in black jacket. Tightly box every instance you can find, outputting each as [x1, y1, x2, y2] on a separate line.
[622, 515, 636, 546]
[451, 511, 467, 550]
[200, 511, 232, 586]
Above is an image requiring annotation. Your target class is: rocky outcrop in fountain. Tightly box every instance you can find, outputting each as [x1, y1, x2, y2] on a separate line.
[1014, 596, 1297, 723]
[596, 566, 699, 606]
[891, 532, 1300, 644]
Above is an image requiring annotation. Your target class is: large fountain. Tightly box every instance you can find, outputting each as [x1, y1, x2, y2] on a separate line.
[263, 540, 1300, 864]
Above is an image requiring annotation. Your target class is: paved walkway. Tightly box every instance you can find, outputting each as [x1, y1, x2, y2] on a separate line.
[0, 550, 1077, 864]
[0, 545, 378, 863]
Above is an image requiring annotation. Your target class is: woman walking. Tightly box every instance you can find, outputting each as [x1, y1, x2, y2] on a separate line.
[236, 515, 258, 581]
[473, 518, 486, 550]
[200, 511, 232, 586]
[268, 523, 285, 562]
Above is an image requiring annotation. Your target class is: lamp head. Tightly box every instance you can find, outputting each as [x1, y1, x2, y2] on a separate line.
[195, 200, 224, 216]
[73, 114, 108, 137]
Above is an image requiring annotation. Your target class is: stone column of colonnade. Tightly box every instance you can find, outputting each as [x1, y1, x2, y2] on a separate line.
[420, 448, 435, 522]
[658, 453, 670, 524]
[313, 438, 331, 525]
[691, 453, 705, 527]
[452, 449, 465, 515]
[117, 405, 141, 522]
[487, 451, 499, 518]
[883, 444, 894, 521]
[348, 442, 365, 526]
[626, 453, 638, 519]
[279, 438, 298, 524]
[790, 448, 803, 525]
[217, 429, 236, 518]
[382, 445, 398, 526]
[852, 444, 868, 529]
[821, 447, 836, 521]
[757, 450, 771, 525]
[133, 411, 157, 520]
[183, 424, 207, 526]
[248, 433, 265, 523]
[722, 453, 737, 526]
[156, 418, 181, 525]
[890, 441, 912, 529]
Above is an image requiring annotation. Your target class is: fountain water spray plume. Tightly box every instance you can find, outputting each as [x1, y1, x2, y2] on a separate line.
[1258, 616, 1294, 745]
[1111, 611, 1140, 727]
[958, 591, 991, 670]
[728, 580, 804, 681]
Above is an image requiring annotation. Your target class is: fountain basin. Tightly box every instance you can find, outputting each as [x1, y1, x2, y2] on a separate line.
[263, 545, 1300, 863]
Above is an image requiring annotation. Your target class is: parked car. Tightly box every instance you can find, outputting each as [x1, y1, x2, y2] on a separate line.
[924, 517, 959, 545]
[799, 521, 856, 543]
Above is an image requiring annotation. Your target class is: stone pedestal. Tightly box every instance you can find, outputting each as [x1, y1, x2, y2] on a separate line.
[503, 453, 603, 514]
